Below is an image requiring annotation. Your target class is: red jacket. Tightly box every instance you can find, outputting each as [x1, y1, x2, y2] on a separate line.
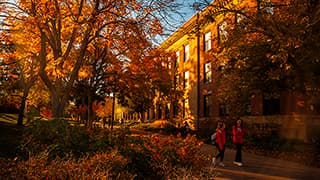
[232, 125, 245, 144]
[216, 129, 226, 150]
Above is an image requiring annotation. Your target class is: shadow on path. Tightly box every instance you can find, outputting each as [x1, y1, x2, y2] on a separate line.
[201, 143, 320, 180]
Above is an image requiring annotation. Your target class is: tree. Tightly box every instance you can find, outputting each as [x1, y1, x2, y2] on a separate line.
[1, 0, 178, 118]
[116, 48, 175, 121]
[0, 32, 38, 125]
[198, 0, 320, 115]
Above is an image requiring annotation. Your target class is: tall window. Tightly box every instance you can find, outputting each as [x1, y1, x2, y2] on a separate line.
[219, 104, 229, 116]
[184, 71, 189, 89]
[204, 31, 211, 51]
[204, 94, 212, 117]
[173, 101, 179, 117]
[168, 57, 171, 69]
[204, 62, 212, 83]
[184, 44, 190, 62]
[174, 74, 180, 89]
[218, 21, 227, 41]
[157, 102, 162, 119]
[175, 50, 180, 68]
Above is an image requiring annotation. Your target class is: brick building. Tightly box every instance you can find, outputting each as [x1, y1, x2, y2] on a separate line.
[148, 0, 320, 142]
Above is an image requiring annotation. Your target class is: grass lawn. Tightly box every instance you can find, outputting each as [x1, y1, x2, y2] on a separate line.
[0, 114, 24, 158]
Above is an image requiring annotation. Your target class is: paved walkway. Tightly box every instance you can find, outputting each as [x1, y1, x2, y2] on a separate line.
[201, 143, 320, 180]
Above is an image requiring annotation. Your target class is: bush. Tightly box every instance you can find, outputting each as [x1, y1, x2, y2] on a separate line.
[7, 118, 215, 179]
[120, 134, 207, 179]
[129, 120, 189, 135]
[17, 118, 129, 160]
[0, 150, 136, 179]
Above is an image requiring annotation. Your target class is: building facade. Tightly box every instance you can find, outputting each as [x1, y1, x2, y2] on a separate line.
[154, 0, 320, 141]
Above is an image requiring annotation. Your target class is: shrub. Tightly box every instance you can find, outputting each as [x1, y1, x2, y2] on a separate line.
[129, 119, 183, 135]
[8, 118, 215, 179]
[17, 118, 129, 160]
[120, 134, 207, 179]
[0, 150, 136, 179]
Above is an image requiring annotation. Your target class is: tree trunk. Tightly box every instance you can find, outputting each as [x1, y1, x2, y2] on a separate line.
[17, 92, 27, 126]
[17, 77, 36, 126]
[51, 92, 68, 118]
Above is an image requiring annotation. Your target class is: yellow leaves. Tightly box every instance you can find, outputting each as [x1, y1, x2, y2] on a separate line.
[46, 64, 64, 78]
[78, 66, 92, 78]
[53, 57, 63, 66]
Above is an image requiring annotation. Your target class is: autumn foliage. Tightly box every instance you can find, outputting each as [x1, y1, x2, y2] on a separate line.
[0, 0, 175, 120]
[0, 118, 212, 179]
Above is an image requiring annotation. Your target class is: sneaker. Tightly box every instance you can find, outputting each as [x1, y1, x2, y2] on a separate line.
[233, 161, 243, 166]
[219, 162, 225, 167]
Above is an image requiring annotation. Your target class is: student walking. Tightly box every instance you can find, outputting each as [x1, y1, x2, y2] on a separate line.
[212, 121, 226, 167]
[232, 118, 245, 166]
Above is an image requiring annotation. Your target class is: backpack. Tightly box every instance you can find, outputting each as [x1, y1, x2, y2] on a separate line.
[211, 132, 216, 145]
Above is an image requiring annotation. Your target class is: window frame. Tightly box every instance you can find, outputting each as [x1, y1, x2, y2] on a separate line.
[175, 50, 180, 68]
[204, 31, 212, 51]
[204, 94, 212, 117]
[183, 71, 189, 89]
[184, 44, 190, 62]
[204, 62, 212, 83]
[218, 21, 227, 41]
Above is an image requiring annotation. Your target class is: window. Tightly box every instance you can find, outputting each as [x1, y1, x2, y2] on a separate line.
[175, 51, 180, 68]
[184, 44, 190, 62]
[204, 31, 211, 51]
[204, 62, 212, 83]
[165, 104, 170, 119]
[219, 104, 229, 116]
[218, 21, 227, 41]
[168, 57, 171, 69]
[204, 94, 212, 117]
[184, 71, 189, 89]
[174, 74, 180, 89]
[173, 101, 179, 117]
[157, 102, 162, 119]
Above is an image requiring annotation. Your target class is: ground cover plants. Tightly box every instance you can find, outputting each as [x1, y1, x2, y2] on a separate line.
[0, 117, 215, 179]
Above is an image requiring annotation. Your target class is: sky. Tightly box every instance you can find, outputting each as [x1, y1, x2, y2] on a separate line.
[153, 0, 202, 45]
[153, 0, 213, 45]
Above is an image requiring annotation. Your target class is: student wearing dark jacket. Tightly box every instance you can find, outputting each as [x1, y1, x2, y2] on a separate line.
[212, 121, 226, 167]
[232, 118, 245, 166]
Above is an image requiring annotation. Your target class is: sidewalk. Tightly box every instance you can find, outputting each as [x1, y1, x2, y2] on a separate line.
[201, 143, 320, 180]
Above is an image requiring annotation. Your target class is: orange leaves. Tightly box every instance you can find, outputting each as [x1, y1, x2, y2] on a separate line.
[78, 66, 92, 78]
[40, 108, 52, 119]
[148, 18, 163, 36]
[131, 1, 142, 10]
[127, 133, 206, 167]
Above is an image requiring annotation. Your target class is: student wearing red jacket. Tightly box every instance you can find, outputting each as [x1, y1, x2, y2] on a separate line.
[232, 118, 245, 166]
[212, 121, 226, 167]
